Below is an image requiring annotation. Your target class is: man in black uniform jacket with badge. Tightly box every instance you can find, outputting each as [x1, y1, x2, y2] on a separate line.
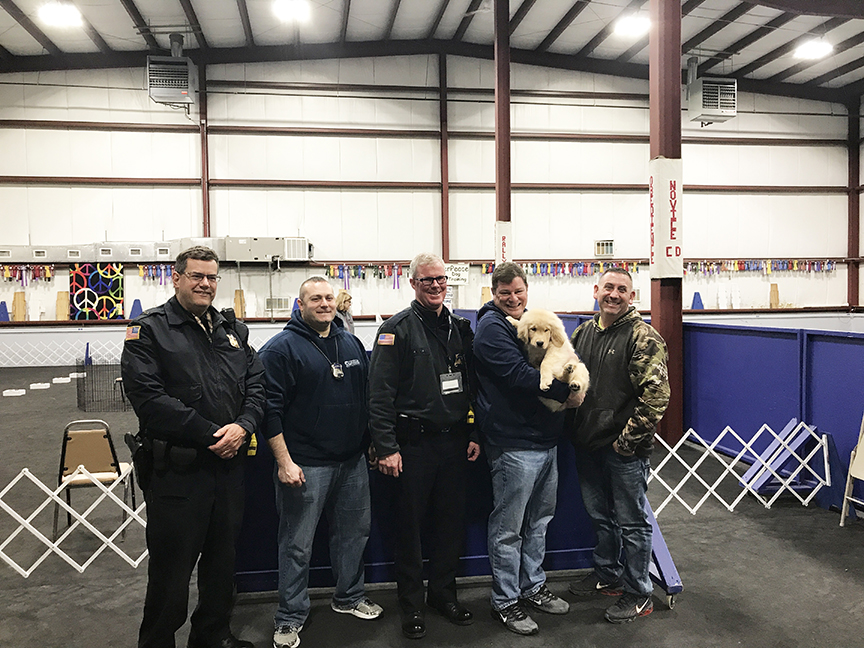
[121, 246, 266, 648]
[368, 252, 480, 640]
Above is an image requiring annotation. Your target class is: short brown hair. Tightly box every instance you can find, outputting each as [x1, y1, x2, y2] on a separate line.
[491, 262, 527, 292]
[175, 246, 219, 275]
[298, 276, 331, 302]
[599, 267, 632, 284]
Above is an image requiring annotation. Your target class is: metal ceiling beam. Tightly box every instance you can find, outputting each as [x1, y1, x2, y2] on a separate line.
[453, 0, 483, 42]
[236, 0, 254, 47]
[0, 42, 14, 61]
[0, 0, 62, 56]
[618, 0, 705, 62]
[743, 1, 864, 19]
[682, 2, 751, 54]
[576, 0, 646, 59]
[698, 12, 795, 75]
[341, 0, 351, 42]
[535, 1, 590, 53]
[509, 0, 537, 35]
[426, 0, 450, 40]
[733, 16, 849, 78]
[383, 0, 402, 40]
[118, 0, 160, 49]
[178, 0, 208, 50]
[806, 54, 864, 86]
[80, 13, 113, 54]
[769, 30, 864, 83]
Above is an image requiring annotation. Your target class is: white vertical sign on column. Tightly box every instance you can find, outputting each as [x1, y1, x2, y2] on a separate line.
[649, 157, 683, 279]
[495, 221, 511, 265]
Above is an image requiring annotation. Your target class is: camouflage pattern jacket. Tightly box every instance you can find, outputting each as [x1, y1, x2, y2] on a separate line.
[568, 307, 670, 458]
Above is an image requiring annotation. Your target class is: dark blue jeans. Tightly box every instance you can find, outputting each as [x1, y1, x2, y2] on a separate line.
[574, 446, 652, 596]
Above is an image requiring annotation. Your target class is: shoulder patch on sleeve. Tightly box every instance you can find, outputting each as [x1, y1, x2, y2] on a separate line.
[125, 325, 141, 341]
[377, 333, 395, 346]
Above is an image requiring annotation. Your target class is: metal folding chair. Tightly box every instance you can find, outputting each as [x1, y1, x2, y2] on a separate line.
[52, 419, 136, 539]
[839, 412, 864, 527]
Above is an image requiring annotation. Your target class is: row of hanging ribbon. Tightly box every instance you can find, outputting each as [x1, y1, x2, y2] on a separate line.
[685, 260, 837, 275]
[323, 264, 406, 289]
[138, 264, 174, 284]
[2, 264, 55, 286]
[481, 261, 641, 277]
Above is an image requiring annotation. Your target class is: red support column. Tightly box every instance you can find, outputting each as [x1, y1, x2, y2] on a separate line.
[649, 0, 683, 443]
[848, 99, 860, 308]
[494, 0, 511, 225]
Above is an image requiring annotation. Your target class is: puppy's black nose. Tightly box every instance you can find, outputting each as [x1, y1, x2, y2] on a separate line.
[535, 341, 544, 347]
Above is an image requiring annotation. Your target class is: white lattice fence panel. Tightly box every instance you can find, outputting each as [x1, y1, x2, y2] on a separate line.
[649, 421, 830, 517]
[0, 466, 147, 577]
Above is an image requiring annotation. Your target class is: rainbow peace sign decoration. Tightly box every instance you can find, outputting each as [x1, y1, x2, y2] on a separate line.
[69, 263, 125, 320]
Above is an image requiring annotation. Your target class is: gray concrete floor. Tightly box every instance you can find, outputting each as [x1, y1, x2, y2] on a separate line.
[1, 366, 863, 648]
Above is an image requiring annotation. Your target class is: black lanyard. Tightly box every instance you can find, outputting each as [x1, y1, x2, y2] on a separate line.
[413, 308, 457, 372]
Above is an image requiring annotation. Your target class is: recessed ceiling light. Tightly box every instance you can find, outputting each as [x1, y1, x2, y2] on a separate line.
[614, 15, 651, 38]
[794, 39, 833, 60]
[37, 2, 82, 28]
[273, 0, 311, 23]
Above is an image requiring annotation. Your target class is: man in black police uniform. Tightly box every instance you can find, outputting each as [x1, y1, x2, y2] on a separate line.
[369, 252, 480, 640]
[121, 246, 266, 648]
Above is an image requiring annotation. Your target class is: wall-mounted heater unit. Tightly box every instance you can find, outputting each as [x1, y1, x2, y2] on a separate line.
[284, 237, 312, 261]
[147, 34, 196, 105]
[686, 57, 736, 126]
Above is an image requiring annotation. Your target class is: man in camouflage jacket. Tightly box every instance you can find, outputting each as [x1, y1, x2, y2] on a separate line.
[567, 267, 670, 624]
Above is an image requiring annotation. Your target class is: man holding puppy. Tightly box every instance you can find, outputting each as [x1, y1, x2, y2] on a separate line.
[473, 262, 581, 636]
[567, 268, 669, 624]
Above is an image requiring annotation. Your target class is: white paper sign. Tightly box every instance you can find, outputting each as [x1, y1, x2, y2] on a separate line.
[649, 157, 683, 279]
[495, 221, 512, 265]
[445, 263, 470, 286]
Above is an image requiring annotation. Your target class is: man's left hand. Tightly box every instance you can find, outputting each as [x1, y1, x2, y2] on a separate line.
[564, 391, 586, 408]
[467, 441, 480, 462]
[209, 423, 248, 459]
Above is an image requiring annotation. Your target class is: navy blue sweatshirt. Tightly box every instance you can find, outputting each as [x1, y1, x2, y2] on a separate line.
[473, 301, 570, 450]
[258, 308, 369, 465]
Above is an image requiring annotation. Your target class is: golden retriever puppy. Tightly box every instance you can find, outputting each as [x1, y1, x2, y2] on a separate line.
[507, 309, 590, 412]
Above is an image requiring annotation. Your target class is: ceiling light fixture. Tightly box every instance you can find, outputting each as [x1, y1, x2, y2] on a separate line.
[794, 39, 833, 60]
[614, 15, 651, 38]
[273, 0, 311, 23]
[37, 2, 82, 28]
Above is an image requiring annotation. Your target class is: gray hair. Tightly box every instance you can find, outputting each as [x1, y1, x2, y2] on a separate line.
[409, 252, 444, 279]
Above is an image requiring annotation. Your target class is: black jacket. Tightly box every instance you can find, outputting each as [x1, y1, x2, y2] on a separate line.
[473, 301, 570, 450]
[258, 308, 369, 465]
[368, 301, 473, 457]
[120, 296, 266, 452]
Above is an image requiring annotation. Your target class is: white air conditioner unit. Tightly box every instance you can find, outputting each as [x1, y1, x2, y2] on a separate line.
[283, 237, 312, 261]
[688, 77, 736, 125]
[147, 56, 197, 105]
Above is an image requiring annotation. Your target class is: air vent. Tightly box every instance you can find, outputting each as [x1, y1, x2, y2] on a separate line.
[129, 247, 142, 256]
[594, 240, 614, 258]
[0, 250, 10, 259]
[688, 77, 737, 125]
[156, 246, 170, 256]
[33, 249, 47, 259]
[68, 249, 81, 259]
[99, 247, 112, 256]
[265, 298, 295, 312]
[284, 237, 312, 261]
[147, 56, 196, 105]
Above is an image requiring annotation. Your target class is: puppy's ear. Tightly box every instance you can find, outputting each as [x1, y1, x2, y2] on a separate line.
[550, 319, 567, 347]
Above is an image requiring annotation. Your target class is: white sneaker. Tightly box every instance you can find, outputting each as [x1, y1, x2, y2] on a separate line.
[331, 596, 384, 620]
[273, 624, 302, 648]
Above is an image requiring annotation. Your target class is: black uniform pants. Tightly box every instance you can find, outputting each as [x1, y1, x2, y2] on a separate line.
[394, 432, 468, 615]
[138, 459, 245, 648]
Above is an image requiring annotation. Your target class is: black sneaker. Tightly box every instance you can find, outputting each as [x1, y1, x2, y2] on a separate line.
[491, 602, 539, 635]
[520, 584, 570, 614]
[604, 593, 653, 624]
[568, 572, 624, 597]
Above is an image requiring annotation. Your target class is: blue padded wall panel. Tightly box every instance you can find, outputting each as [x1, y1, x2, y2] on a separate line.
[683, 324, 800, 459]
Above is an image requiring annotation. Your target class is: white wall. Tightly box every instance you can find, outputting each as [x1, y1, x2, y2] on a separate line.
[0, 54, 857, 321]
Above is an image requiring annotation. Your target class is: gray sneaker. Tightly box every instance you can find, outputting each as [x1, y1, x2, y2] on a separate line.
[604, 593, 654, 624]
[331, 596, 383, 620]
[491, 602, 539, 636]
[273, 624, 302, 648]
[521, 584, 570, 614]
[568, 572, 624, 597]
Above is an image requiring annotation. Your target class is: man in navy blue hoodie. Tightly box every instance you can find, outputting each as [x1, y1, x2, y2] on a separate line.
[474, 262, 580, 636]
[259, 277, 382, 648]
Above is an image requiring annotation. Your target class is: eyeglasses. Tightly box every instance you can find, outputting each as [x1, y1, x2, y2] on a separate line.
[415, 275, 448, 286]
[183, 272, 221, 283]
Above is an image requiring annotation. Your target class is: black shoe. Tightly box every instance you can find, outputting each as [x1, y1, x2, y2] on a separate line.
[402, 611, 426, 639]
[427, 599, 474, 626]
[187, 633, 254, 648]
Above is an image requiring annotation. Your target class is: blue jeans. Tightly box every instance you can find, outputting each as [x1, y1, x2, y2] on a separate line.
[273, 453, 371, 628]
[574, 446, 652, 596]
[486, 445, 558, 610]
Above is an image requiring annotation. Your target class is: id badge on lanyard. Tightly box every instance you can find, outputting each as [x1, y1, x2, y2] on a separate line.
[440, 372, 463, 395]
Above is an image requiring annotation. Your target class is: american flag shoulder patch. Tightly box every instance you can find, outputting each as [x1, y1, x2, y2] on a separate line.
[125, 325, 141, 341]
[377, 333, 395, 346]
